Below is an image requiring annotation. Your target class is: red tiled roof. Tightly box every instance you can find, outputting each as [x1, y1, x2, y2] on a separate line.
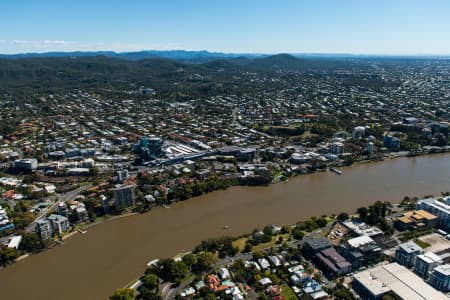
[3, 190, 15, 198]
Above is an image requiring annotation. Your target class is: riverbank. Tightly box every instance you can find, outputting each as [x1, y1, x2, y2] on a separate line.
[63, 212, 138, 240]
[125, 215, 335, 293]
[5, 212, 140, 266]
[0, 153, 449, 300]
[8, 151, 450, 265]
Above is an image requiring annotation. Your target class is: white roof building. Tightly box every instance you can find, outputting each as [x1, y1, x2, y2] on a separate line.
[227, 286, 244, 300]
[219, 267, 231, 280]
[343, 220, 383, 237]
[7, 235, 22, 249]
[258, 277, 272, 285]
[269, 255, 282, 267]
[414, 251, 443, 278]
[245, 260, 261, 271]
[353, 262, 447, 300]
[347, 235, 375, 248]
[180, 287, 195, 297]
[417, 198, 450, 228]
[288, 264, 304, 273]
[258, 258, 270, 270]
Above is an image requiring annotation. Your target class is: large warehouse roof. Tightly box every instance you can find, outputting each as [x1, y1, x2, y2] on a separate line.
[353, 262, 446, 300]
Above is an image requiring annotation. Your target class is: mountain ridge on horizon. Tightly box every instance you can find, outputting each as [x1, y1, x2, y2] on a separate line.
[1, 49, 449, 63]
[0, 50, 265, 63]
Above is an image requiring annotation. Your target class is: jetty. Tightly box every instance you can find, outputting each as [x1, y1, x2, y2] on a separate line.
[330, 168, 342, 175]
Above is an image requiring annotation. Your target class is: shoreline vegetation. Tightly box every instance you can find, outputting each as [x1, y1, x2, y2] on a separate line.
[1, 151, 449, 268]
[116, 193, 449, 300]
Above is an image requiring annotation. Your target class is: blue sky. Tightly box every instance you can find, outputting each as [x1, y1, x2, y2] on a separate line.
[1, 0, 450, 54]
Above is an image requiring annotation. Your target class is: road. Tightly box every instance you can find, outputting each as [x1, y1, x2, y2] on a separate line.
[161, 276, 195, 300]
[25, 185, 92, 233]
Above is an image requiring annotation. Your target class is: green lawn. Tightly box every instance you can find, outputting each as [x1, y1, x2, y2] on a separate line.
[233, 237, 247, 251]
[280, 284, 297, 300]
[233, 234, 291, 252]
[232, 236, 278, 252]
[414, 238, 431, 249]
[252, 237, 278, 252]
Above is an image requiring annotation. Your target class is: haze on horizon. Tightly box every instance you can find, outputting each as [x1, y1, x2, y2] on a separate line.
[1, 0, 450, 55]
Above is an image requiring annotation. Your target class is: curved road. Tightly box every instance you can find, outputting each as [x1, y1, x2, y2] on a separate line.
[25, 185, 92, 233]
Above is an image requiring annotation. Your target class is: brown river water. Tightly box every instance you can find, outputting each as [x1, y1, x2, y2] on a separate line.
[1, 154, 449, 300]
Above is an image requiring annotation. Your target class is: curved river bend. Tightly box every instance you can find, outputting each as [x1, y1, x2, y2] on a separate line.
[1, 154, 449, 300]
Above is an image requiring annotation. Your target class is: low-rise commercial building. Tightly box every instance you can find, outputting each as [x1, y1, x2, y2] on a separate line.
[342, 219, 384, 238]
[315, 247, 352, 276]
[395, 210, 439, 231]
[302, 237, 332, 258]
[339, 235, 382, 269]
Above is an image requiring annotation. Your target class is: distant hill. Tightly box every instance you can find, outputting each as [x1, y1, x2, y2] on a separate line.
[0, 51, 310, 71]
[0, 56, 192, 94]
[245, 53, 306, 71]
[0, 53, 391, 97]
[0, 53, 356, 89]
[199, 59, 243, 71]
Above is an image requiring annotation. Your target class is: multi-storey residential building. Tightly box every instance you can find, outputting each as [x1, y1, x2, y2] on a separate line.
[329, 142, 344, 155]
[100, 194, 109, 213]
[383, 134, 400, 149]
[48, 214, 70, 234]
[395, 241, 423, 268]
[430, 264, 450, 292]
[13, 158, 38, 171]
[57, 202, 68, 217]
[367, 142, 374, 156]
[116, 169, 129, 183]
[75, 206, 89, 222]
[414, 252, 443, 279]
[36, 219, 53, 240]
[352, 126, 365, 140]
[113, 184, 136, 207]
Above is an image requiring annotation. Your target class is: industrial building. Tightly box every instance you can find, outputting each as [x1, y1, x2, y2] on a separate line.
[352, 262, 446, 300]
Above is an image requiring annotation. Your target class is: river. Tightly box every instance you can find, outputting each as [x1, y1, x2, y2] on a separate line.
[1, 154, 449, 300]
